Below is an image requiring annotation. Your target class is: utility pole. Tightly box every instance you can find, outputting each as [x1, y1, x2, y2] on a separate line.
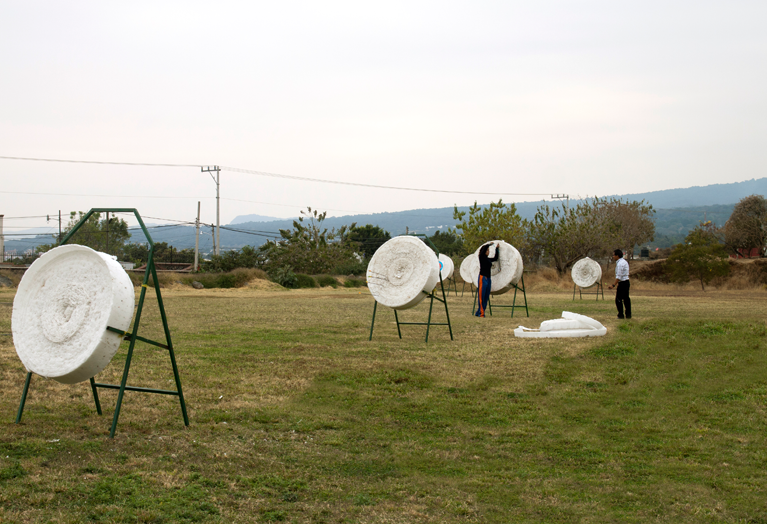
[551, 194, 570, 212]
[201, 166, 221, 255]
[105, 211, 109, 254]
[194, 201, 200, 272]
[0, 214, 4, 262]
[48, 211, 64, 245]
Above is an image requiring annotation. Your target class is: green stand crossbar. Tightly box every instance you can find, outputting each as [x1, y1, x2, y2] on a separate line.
[472, 275, 529, 318]
[369, 273, 454, 343]
[368, 234, 454, 343]
[15, 208, 189, 438]
[573, 282, 605, 301]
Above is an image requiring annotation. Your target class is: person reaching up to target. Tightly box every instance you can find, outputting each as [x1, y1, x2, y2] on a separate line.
[475, 242, 499, 317]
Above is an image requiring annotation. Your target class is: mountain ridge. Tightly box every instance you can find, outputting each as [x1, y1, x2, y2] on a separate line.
[4, 178, 765, 254]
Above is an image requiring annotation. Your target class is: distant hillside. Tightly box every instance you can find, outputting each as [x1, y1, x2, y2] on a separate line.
[4, 178, 765, 254]
[229, 214, 284, 224]
[610, 178, 767, 208]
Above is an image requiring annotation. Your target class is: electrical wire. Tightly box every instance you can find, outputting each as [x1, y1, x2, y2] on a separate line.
[0, 155, 556, 197]
[220, 165, 552, 197]
[0, 190, 211, 199]
[0, 155, 200, 168]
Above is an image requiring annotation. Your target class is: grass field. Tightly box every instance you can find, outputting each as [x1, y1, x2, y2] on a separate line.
[1, 279, 767, 523]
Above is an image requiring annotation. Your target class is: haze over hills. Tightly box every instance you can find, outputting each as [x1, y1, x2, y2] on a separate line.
[229, 214, 284, 224]
[4, 178, 766, 255]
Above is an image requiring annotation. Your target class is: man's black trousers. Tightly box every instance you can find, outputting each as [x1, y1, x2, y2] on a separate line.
[616, 280, 631, 319]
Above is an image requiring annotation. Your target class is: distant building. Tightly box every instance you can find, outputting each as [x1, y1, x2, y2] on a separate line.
[730, 247, 764, 259]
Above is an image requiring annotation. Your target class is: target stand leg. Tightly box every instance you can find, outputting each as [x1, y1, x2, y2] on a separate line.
[15, 372, 33, 424]
[90, 377, 103, 415]
[369, 301, 378, 341]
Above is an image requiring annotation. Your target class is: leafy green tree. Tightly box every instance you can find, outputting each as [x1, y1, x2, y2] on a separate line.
[722, 194, 767, 257]
[427, 229, 463, 256]
[122, 243, 149, 264]
[666, 223, 730, 291]
[527, 200, 619, 275]
[37, 211, 130, 257]
[348, 224, 391, 259]
[122, 242, 196, 265]
[260, 207, 358, 274]
[452, 200, 527, 255]
[202, 245, 262, 272]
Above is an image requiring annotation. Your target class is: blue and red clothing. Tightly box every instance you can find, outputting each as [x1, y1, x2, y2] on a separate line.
[475, 243, 499, 317]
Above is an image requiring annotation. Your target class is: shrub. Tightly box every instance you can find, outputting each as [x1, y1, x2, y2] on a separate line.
[315, 275, 339, 288]
[230, 267, 268, 287]
[128, 271, 178, 288]
[216, 274, 236, 288]
[344, 278, 367, 288]
[0, 270, 21, 287]
[294, 273, 318, 288]
[269, 267, 298, 288]
[333, 260, 367, 276]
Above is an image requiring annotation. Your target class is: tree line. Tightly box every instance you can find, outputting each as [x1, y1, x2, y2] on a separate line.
[28, 195, 767, 290]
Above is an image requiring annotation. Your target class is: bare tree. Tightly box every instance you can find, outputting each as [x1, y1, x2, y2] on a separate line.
[593, 198, 655, 259]
[527, 200, 619, 275]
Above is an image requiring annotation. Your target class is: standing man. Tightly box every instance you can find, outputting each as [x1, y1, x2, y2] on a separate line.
[475, 242, 500, 318]
[607, 249, 631, 319]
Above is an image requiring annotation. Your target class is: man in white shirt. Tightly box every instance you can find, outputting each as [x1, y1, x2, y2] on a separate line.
[607, 249, 631, 319]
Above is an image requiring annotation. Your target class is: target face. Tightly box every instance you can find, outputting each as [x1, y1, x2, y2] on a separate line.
[12, 245, 135, 384]
[366, 236, 440, 310]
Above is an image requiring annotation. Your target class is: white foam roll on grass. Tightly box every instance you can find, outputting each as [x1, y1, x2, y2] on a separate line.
[514, 311, 607, 338]
[12, 244, 135, 384]
[466, 241, 524, 295]
[366, 236, 440, 310]
[438, 254, 454, 281]
[571, 257, 602, 288]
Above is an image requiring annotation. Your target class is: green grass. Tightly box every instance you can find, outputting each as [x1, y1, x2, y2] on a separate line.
[2, 286, 767, 522]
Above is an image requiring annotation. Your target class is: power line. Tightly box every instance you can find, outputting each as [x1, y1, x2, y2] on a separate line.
[0, 155, 555, 197]
[221, 165, 552, 197]
[0, 155, 199, 168]
[0, 190, 210, 199]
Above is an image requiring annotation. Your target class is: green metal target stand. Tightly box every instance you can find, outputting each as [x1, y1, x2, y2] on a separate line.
[471, 274, 529, 318]
[572, 281, 605, 301]
[15, 208, 189, 438]
[368, 235, 454, 343]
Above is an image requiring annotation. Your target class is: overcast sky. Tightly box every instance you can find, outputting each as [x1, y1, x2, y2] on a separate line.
[1, 1, 765, 236]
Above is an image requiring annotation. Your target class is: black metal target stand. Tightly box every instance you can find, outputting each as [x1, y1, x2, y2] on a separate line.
[368, 235, 454, 343]
[471, 275, 529, 318]
[15, 208, 189, 438]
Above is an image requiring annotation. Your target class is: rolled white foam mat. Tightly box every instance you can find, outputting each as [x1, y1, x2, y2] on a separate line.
[464, 241, 524, 295]
[12, 244, 135, 384]
[366, 236, 440, 310]
[459, 254, 476, 285]
[571, 257, 602, 288]
[438, 253, 454, 281]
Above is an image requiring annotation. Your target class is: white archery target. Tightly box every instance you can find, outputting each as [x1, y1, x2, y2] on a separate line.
[459, 255, 476, 285]
[12, 244, 135, 384]
[571, 257, 602, 288]
[366, 236, 440, 310]
[438, 254, 454, 281]
[465, 241, 524, 295]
